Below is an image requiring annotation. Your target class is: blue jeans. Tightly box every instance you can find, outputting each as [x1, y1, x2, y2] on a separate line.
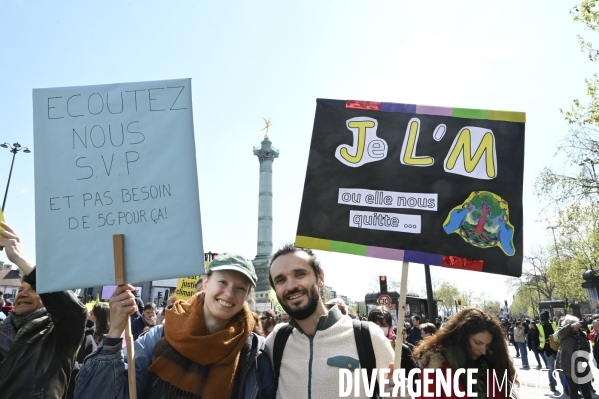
[516, 342, 529, 366]
[540, 351, 557, 388]
[560, 373, 569, 392]
[531, 346, 547, 367]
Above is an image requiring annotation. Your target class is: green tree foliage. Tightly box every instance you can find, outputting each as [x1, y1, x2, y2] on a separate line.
[433, 281, 469, 316]
[546, 203, 599, 300]
[534, 3, 599, 308]
[537, 2, 599, 205]
[566, 1, 599, 125]
[480, 301, 502, 316]
[510, 285, 540, 318]
[508, 250, 555, 317]
[471, 291, 503, 316]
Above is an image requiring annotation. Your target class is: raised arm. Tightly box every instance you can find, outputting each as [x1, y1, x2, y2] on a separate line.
[0, 222, 87, 354]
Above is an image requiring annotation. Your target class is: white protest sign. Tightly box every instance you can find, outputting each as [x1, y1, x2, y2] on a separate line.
[33, 78, 203, 293]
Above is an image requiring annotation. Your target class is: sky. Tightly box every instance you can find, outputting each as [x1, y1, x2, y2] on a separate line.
[0, 1, 595, 304]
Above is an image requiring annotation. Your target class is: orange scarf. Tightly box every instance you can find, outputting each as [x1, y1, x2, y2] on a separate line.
[147, 291, 254, 399]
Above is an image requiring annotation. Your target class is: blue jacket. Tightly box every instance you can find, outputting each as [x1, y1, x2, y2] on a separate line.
[74, 324, 276, 399]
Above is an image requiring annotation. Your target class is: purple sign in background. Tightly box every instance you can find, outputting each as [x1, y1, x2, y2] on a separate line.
[101, 285, 142, 300]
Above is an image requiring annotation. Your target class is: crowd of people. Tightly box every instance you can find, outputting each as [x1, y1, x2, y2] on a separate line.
[502, 312, 599, 399]
[1, 222, 598, 398]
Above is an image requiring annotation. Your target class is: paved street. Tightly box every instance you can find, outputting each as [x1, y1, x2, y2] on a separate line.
[506, 342, 599, 398]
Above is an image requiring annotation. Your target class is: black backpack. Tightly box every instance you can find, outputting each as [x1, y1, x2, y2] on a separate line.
[273, 319, 380, 398]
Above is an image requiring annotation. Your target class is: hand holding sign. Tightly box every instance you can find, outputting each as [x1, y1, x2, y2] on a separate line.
[107, 284, 138, 338]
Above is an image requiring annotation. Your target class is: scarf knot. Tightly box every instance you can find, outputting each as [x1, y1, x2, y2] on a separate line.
[0, 307, 49, 358]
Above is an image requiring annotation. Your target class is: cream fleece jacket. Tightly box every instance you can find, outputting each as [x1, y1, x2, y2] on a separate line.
[513, 326, 526, 343]
[265, 306, 394, 399]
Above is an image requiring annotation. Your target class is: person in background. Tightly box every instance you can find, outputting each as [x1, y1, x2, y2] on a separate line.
[1, 299, 13, 317]
[0, 222, 87, 397]
[251, 312, 264, 336]
[0, 296, 7, 321]
[68, 309, 98, 399]
[260, 309, 277, 337]
[279, 313, 290, 324]
[78, 309, 97, 364]
[325, 297, 348, 316]
[514, 320, 530, 369]
[528, 321, 546, 369]
[408, 315, 422, 345]
[368, 305, 396, 342]
[401, 327, 415, 352]
[419, 322, 437, 340]
[131, 290, 144, 313]
[435, 316, 442, 329]
[538, 310, 559, 393]
[412, 307, 518, 398]
[590, 318, 599, 368]
[556, 315, 593, 399]
[393, 326, 418, 392]
[89, 303, 110, 346]
[131, 302, 157, 340]
[508, 322, 520, 357]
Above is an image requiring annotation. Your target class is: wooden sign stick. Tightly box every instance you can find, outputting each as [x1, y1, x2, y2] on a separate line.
[393, 261, 410, 369]
[113, 234, 137, 399]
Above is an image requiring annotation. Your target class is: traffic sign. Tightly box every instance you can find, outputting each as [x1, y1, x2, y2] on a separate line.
[377, 294, 392, 307]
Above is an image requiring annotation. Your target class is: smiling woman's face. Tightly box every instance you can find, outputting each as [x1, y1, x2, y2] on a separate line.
[202, 270, 251, 323]
[14, 281, 44, 316]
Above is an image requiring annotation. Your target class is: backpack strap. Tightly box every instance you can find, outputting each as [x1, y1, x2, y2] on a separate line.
[273, 324, 294, 382]
[353, 320, 379, 399]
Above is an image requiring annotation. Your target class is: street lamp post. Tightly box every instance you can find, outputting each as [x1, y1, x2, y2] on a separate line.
[1, 143, 31, 212]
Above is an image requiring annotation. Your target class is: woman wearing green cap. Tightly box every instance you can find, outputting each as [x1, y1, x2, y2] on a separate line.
[75, 253, 276, 399]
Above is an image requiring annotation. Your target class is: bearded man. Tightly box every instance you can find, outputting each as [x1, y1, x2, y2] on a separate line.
[260, 309, 277, 337]
[265, 244, 406, 398]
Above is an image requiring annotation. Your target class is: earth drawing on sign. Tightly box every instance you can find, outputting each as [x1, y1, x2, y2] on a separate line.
[442, 191, 515, 256]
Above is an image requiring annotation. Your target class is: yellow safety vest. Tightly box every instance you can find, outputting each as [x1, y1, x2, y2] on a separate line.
[538, 321, 557, 349]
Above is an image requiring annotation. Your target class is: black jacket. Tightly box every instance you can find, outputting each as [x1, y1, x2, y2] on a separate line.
[67, 320, 98, 399]
[76, 319, 97, 364]
[0, 269, 87, 398]
[407, 326, 421, 345]
[528, 328, 540, 350]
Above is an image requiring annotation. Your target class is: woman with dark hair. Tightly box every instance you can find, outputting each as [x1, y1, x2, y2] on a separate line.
[75, 253, 276, 399]
[89, 303, 110, 346]
[368, 305, 396, 341]
[412, 307, 517, 398]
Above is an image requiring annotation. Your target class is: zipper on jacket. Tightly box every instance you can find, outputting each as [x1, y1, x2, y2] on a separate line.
[308, 335, 314, 399]
[238, 341, 258, 399]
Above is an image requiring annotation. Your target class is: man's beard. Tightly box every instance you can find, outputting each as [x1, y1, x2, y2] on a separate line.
[279, 285, 320, 321]
[262, 320, 273, 330]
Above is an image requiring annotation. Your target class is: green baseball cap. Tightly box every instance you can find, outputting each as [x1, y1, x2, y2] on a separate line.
[208, 253, 257, 287]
